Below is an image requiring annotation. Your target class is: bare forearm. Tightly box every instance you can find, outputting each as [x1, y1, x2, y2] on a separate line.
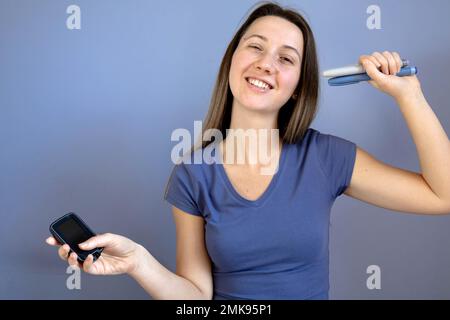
[396, 90, 450, 201]
[128, 244, 209, 300]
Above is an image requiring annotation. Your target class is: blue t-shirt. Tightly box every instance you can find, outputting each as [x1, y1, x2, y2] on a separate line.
[164, 127, 357, 300]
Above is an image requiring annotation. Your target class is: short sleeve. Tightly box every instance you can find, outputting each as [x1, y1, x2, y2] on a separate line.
[316, 132, 357, 199]
[164, 163, 202, 216]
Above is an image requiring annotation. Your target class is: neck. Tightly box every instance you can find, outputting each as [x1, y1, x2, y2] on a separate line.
[220, 101, 282, 170]
[229, 101, 278, 131]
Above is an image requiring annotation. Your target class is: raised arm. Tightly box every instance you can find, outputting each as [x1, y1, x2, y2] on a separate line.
[343, 52, 450, 214]
[344, 146, 450, 214]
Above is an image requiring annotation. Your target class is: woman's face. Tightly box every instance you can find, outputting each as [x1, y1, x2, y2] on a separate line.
[229, 16, 304, 113]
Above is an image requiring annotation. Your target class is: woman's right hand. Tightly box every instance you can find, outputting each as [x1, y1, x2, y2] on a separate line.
[45, 233, 143, 276]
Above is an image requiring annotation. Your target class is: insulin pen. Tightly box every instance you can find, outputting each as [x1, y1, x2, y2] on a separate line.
[328, 66, 418, 86]
[323, 58, 410, 78]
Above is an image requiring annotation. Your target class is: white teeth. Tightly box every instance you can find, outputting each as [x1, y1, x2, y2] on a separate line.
[247, 78, 270, 90]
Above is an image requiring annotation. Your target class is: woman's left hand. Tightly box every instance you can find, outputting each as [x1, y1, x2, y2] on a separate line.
[359, 51, 422, 102]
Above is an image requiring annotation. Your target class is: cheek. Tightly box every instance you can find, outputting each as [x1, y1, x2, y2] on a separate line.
[279, 71, 300, 94]
[228, 59, 239, 95]
[229, 52, 248, 91]
[230, 51, 247, 73]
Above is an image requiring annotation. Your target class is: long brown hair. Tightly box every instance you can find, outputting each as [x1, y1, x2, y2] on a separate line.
[198, 1, 319, 149]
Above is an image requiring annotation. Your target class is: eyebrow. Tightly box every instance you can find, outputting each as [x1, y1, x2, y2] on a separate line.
[243, 34, 302, 60]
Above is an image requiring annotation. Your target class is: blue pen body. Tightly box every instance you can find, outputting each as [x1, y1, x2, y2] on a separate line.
[328, 66, 418, 86]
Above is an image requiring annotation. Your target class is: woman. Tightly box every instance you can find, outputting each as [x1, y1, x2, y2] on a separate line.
[46, 2, 450, 299]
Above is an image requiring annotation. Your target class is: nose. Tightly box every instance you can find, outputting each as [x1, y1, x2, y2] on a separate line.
[255, 54, 276, 75]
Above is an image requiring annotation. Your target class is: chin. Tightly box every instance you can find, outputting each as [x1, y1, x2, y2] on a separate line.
[242, 101, 279, 113]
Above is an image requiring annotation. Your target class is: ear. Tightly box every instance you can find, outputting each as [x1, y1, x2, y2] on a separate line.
[291, 93, 298, 100]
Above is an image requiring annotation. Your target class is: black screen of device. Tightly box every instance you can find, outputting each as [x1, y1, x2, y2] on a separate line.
[58, 218, 93, 248]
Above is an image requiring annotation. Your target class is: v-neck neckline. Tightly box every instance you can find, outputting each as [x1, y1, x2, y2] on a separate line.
[215, 141, 287, 207]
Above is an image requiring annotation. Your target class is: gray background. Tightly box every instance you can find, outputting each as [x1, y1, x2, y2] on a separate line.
[1, 0, 449, 299]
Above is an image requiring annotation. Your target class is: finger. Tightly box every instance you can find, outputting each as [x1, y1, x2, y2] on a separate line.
[392, 51, 402, 73]
[372, 52, 389, 74]
[82, 254, 96, 274]
[361, 59, 387, 83]
[366, 56, 382, 70]
[46, 237, 61, 246]
[382, 51, 398, 75]
[68, 252, 82, 269]
[359, 55, 381, 69]
[79, 233, 114, 250]
[58, 244, 71, 261]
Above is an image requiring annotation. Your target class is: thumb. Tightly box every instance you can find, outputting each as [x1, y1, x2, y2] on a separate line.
[79, 233, 114, 250]
[362, 60, 387, 83]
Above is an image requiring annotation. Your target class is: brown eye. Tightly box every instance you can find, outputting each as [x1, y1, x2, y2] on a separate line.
[249, 45, 262, 51]
[280, 56, 293, 64]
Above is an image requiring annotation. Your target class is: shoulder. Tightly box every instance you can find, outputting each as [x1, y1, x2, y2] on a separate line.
[299, 128, 357, 198]
[170, 143, 219, 183]
[300, 127, 355, 150]
[289, 127, 356, 168]
[288, 127, 337, 151]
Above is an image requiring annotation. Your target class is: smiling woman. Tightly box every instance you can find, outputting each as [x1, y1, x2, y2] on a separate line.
[163, 3, 349, 300]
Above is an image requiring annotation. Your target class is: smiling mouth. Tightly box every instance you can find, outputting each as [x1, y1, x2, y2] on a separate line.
[245, 77, 274, 90]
